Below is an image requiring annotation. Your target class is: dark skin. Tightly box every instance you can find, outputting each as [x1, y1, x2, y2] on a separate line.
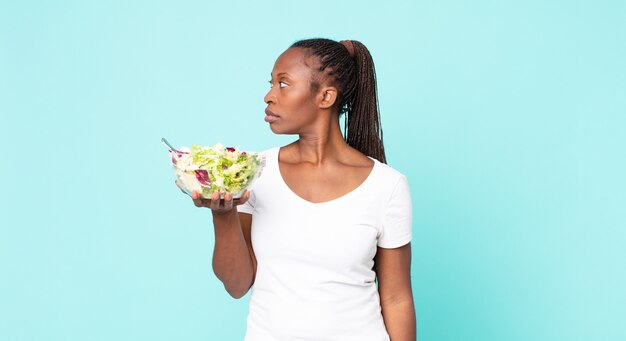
[178, 47, 416, 340]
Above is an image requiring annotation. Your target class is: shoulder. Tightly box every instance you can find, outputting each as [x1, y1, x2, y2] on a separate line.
[373, 161, 408, 184]
[369, 160, 410, 199]
[258, 146, 280, 154]
[256, 146, 280, 163]
[242, 147, 279, 202]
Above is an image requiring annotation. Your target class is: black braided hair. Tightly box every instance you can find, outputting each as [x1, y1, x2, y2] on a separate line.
[290, 38, 387, 164]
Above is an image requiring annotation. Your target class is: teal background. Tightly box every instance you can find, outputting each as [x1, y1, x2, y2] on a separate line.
[1, 0, 624, 340]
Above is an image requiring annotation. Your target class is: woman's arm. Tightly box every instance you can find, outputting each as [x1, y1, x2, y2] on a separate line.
[376, 243, 416, 341]
[190, 189, 257, 299]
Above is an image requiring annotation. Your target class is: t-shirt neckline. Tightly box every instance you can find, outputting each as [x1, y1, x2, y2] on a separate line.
[274, 147, 379, 206]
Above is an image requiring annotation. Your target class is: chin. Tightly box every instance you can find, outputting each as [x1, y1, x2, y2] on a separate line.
[269, 124, 285, 135]
[269, 123, 296, 135]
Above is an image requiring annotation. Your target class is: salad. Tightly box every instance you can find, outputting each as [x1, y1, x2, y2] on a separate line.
[164, 138, 264, 199]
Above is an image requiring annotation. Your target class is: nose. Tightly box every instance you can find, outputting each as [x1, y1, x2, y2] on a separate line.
[264, 88, 275, 104]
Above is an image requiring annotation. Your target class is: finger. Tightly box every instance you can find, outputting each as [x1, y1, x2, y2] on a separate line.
[233, 190, 250, 206]
[192, 190, 199, 204]
[210, 191, 221, 210]
[192, 191, 204, 207]
[223, 192, 233, 211]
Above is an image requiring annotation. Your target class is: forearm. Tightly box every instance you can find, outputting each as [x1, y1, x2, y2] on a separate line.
[211, 209, 254, 298]
[381, 299, 416, 341]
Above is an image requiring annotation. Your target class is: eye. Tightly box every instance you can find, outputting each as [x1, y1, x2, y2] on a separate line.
[268, 80, 288, 88]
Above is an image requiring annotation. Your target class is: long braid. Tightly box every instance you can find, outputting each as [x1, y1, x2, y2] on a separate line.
[290, 38, 387, 163]
[345, 41, 386, 164]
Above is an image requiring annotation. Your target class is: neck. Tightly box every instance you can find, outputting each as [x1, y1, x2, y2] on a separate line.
[295, 114, 347, 165]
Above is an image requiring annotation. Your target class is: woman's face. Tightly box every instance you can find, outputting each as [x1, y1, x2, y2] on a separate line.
[264, 48, 323, 135]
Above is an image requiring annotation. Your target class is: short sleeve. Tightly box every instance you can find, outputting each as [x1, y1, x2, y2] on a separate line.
[377, 175, 413, 248]
[237, 189, 256, 215]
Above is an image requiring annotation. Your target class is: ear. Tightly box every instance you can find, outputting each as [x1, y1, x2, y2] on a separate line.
[317, 86, 338, 110]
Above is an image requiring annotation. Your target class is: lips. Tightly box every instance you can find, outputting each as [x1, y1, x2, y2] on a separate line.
[264, 108, 280, 123]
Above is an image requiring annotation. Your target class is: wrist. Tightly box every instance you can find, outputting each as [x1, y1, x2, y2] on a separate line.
[212, 208, 238, 223]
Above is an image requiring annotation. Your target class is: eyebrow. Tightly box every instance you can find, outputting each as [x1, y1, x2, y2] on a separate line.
[270, 72, 290, 78]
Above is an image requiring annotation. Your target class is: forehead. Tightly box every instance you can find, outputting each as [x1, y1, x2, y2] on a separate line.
[271, 48, 318, 78]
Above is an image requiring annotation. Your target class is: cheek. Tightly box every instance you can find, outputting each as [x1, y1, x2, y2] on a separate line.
[270, 97, 317, 134]
[285, 89, 317, 115]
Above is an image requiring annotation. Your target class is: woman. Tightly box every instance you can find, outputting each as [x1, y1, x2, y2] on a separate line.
[186, 38, 415, 340]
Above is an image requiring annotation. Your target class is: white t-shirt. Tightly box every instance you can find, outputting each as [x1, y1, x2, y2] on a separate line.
[238, 147, 412, 341]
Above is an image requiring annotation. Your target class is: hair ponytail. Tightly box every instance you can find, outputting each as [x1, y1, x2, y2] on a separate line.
[290, 38, 387, 163]
[343, 41, 386, 164]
